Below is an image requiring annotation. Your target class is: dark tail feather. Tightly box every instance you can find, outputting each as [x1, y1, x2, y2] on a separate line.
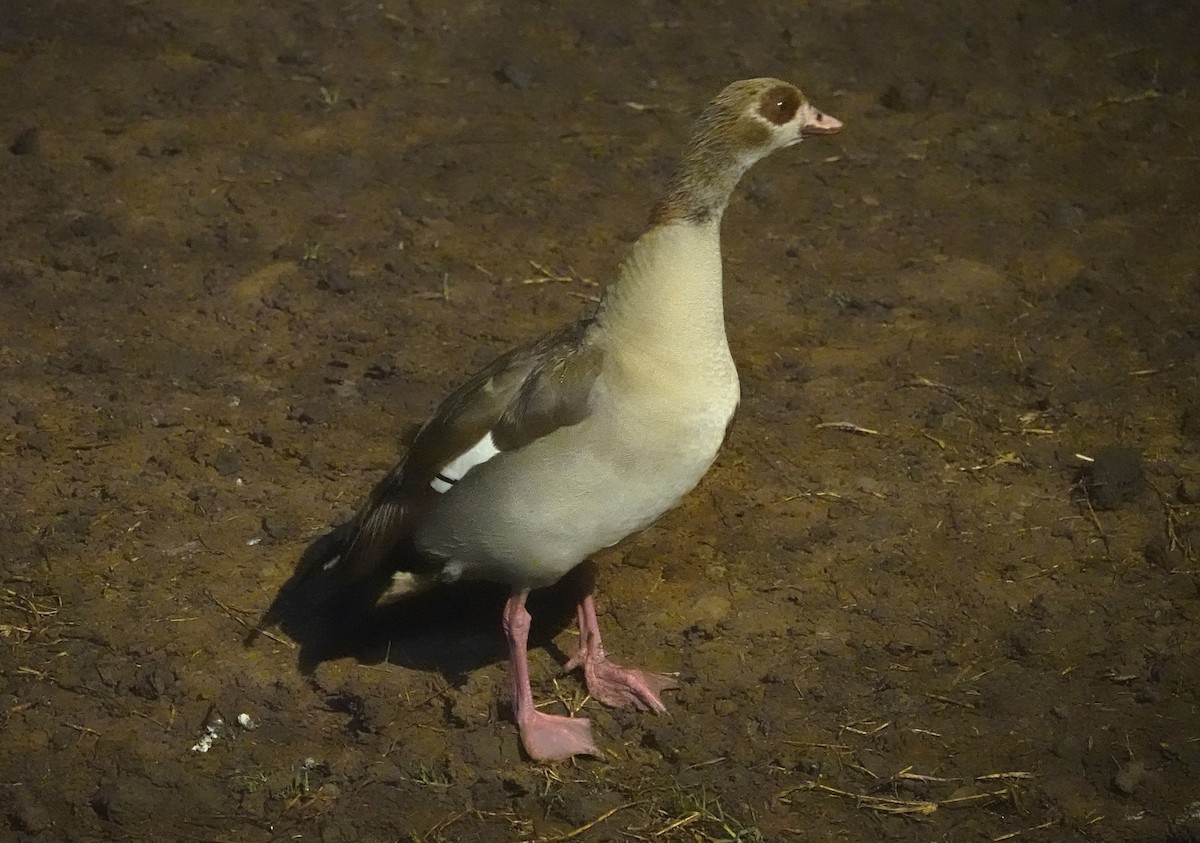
[334, 499, 411, 581]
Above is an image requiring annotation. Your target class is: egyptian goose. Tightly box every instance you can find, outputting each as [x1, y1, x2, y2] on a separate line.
[317, 78, 842, 761]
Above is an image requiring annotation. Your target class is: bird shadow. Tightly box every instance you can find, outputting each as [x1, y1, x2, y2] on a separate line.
[246, 525, 590, 686]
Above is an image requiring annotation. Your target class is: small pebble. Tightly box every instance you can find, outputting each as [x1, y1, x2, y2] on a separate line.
[209, 447, 242, 477]
[317, 255, 354, 293]
[1144, 535, 1184, 570]
[262, 513, 301, 541]
[495, 62, 534, 89]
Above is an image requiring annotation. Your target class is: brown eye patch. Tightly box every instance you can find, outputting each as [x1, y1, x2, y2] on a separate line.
[759, 85, 800, 125]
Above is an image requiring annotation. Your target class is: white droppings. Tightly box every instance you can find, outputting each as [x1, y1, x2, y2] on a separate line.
[191, 718, 224, 753]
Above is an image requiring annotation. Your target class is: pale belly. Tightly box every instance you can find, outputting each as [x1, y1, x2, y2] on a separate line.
[413, 383, 738, 589]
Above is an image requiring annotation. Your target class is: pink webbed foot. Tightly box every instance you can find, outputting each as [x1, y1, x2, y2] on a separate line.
[504, 590, 602, 762]
[566, 649, 677, 711]
[515, 707, 601, 762]
[564, 594, 678, 712]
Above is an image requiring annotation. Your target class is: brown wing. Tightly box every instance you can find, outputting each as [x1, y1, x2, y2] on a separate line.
[329, 319, 602, 581]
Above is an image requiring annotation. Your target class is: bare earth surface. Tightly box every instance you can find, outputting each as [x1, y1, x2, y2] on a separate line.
[2, 1, 1199, 841]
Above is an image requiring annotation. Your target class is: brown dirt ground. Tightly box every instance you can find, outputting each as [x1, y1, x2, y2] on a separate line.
[2, 1, 1199, 841]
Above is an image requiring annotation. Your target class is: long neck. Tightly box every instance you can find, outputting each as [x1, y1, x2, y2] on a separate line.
[594, 221, 729, 365]
[649, 143, 752, 227]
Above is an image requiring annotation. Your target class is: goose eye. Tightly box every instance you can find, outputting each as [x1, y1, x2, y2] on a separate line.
[759, 85, 800, 125]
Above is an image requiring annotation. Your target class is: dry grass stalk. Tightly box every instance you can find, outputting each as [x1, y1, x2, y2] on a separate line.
[207, 589, 296, 649]
[535, 801, 640, 842]
[815, 421, 880, 436]
[521, 260, 594, 287]
[0, 588, 63, 644]
[779, 767, 1031, 819]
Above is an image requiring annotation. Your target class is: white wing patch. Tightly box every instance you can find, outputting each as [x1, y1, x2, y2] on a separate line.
[430, 431, 501, 493]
